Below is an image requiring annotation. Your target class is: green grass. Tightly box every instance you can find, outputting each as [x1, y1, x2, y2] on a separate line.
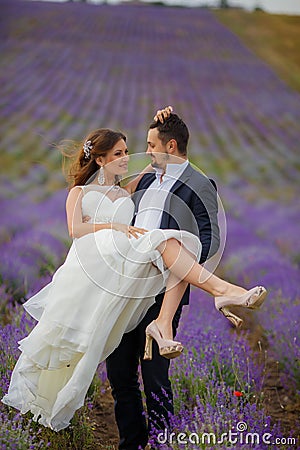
[214, 9, 300, 93]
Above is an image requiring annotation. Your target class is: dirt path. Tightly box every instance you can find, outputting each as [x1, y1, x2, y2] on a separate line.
[235, 308, 300, 442]
[87, 384, 119, 449]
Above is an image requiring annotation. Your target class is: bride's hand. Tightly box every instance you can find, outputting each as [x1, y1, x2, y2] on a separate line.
[111, 223, 148, 239]
[154, 105, 173, 123]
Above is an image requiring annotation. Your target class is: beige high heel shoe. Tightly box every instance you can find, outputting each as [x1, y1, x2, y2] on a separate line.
[215, 286, 267, 328]
[143, 321, 184, 360]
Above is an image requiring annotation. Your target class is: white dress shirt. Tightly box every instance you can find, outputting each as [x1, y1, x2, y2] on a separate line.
[134, 160, 189, 230]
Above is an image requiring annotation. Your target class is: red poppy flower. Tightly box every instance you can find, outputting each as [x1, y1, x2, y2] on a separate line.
[234, 390, 243, 397]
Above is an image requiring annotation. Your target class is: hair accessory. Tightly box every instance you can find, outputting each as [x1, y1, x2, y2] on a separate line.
[98, 166, 105, 185]
[83, 140, 93, 160]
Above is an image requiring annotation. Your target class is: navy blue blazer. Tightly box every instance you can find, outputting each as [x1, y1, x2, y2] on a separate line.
[132, 163, 220, 306]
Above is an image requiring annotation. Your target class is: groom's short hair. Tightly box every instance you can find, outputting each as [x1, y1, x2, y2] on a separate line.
[149, 113, 189, 156]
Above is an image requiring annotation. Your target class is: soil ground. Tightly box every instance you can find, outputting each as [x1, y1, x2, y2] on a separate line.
[87, 384, 119, 449]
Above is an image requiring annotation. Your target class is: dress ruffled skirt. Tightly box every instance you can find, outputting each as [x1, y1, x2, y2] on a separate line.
[2, 228, 201, 431]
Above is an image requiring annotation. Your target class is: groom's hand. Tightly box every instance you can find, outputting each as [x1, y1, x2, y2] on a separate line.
[154, 105, 173, 123]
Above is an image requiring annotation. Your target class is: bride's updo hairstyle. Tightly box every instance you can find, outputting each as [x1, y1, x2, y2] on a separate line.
[68, 128, 126, 188]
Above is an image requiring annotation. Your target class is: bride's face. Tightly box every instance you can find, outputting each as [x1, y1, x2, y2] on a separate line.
[98, 139, 129, 177]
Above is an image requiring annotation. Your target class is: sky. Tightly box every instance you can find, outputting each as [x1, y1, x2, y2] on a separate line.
[37, 0, 300, 15]
[143, 0, 300, 15]
[226, 0, 300, 14]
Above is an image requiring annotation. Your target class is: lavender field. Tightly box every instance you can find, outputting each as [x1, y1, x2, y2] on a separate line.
[0, 1, 299, 448]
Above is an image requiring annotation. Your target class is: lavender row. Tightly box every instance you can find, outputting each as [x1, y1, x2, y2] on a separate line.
[0, 0, 299, 447]
[0, 169, 69, 302]
[1, 1, 300, 187]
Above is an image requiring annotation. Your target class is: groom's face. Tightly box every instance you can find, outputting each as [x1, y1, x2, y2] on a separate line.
[146, 128, 169, 169]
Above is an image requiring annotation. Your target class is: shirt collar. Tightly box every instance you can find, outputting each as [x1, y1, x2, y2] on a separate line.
[154, 159, 189, 182]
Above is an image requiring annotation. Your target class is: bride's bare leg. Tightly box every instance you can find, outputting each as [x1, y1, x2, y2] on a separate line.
[155, 275, 188, 340]
[153, 240, 244, 341]
[145, 239, 266, 358]
[143, 274, 188, 360]
[157, 239, 246, 297]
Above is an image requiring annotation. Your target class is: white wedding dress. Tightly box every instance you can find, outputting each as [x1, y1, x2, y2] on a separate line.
[2, 185, 201, 431]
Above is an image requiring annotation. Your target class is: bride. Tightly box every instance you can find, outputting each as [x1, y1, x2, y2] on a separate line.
[2, 125, 267, 432]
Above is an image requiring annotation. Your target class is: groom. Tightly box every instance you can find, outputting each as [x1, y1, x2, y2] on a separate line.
[106, 108, 220, 449]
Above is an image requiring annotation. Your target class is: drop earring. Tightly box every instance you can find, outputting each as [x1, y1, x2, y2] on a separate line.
[98, 166, 105, 185]
[115, 175, 122, 185]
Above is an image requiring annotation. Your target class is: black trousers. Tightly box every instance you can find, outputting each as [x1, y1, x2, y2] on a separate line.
[106, 298, 183, 450]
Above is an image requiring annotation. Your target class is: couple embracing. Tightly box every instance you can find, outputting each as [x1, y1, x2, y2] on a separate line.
[2, 107, 267, 450]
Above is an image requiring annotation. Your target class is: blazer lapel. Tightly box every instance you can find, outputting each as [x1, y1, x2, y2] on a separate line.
[140, 173, 156, 190]
[132, 173, 156, 223]
[169, 163, 193, 194]
[133, 164, 193, 227]
[160, 164, 193, 228]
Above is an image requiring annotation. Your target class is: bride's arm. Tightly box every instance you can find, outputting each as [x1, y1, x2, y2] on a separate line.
[122, 164, 154, 194]
[66, 187, 147, 239]
[66, 187, 111, 238]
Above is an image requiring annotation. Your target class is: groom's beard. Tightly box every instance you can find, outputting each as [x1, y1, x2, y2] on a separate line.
[151, 161, 162, 168]
[150, 153, 169, 169]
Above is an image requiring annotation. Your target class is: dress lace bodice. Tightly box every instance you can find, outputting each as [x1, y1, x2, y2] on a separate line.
[81, 185, 134, 225]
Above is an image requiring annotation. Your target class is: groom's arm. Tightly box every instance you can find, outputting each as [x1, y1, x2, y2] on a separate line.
[122, 165, 155, 194]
